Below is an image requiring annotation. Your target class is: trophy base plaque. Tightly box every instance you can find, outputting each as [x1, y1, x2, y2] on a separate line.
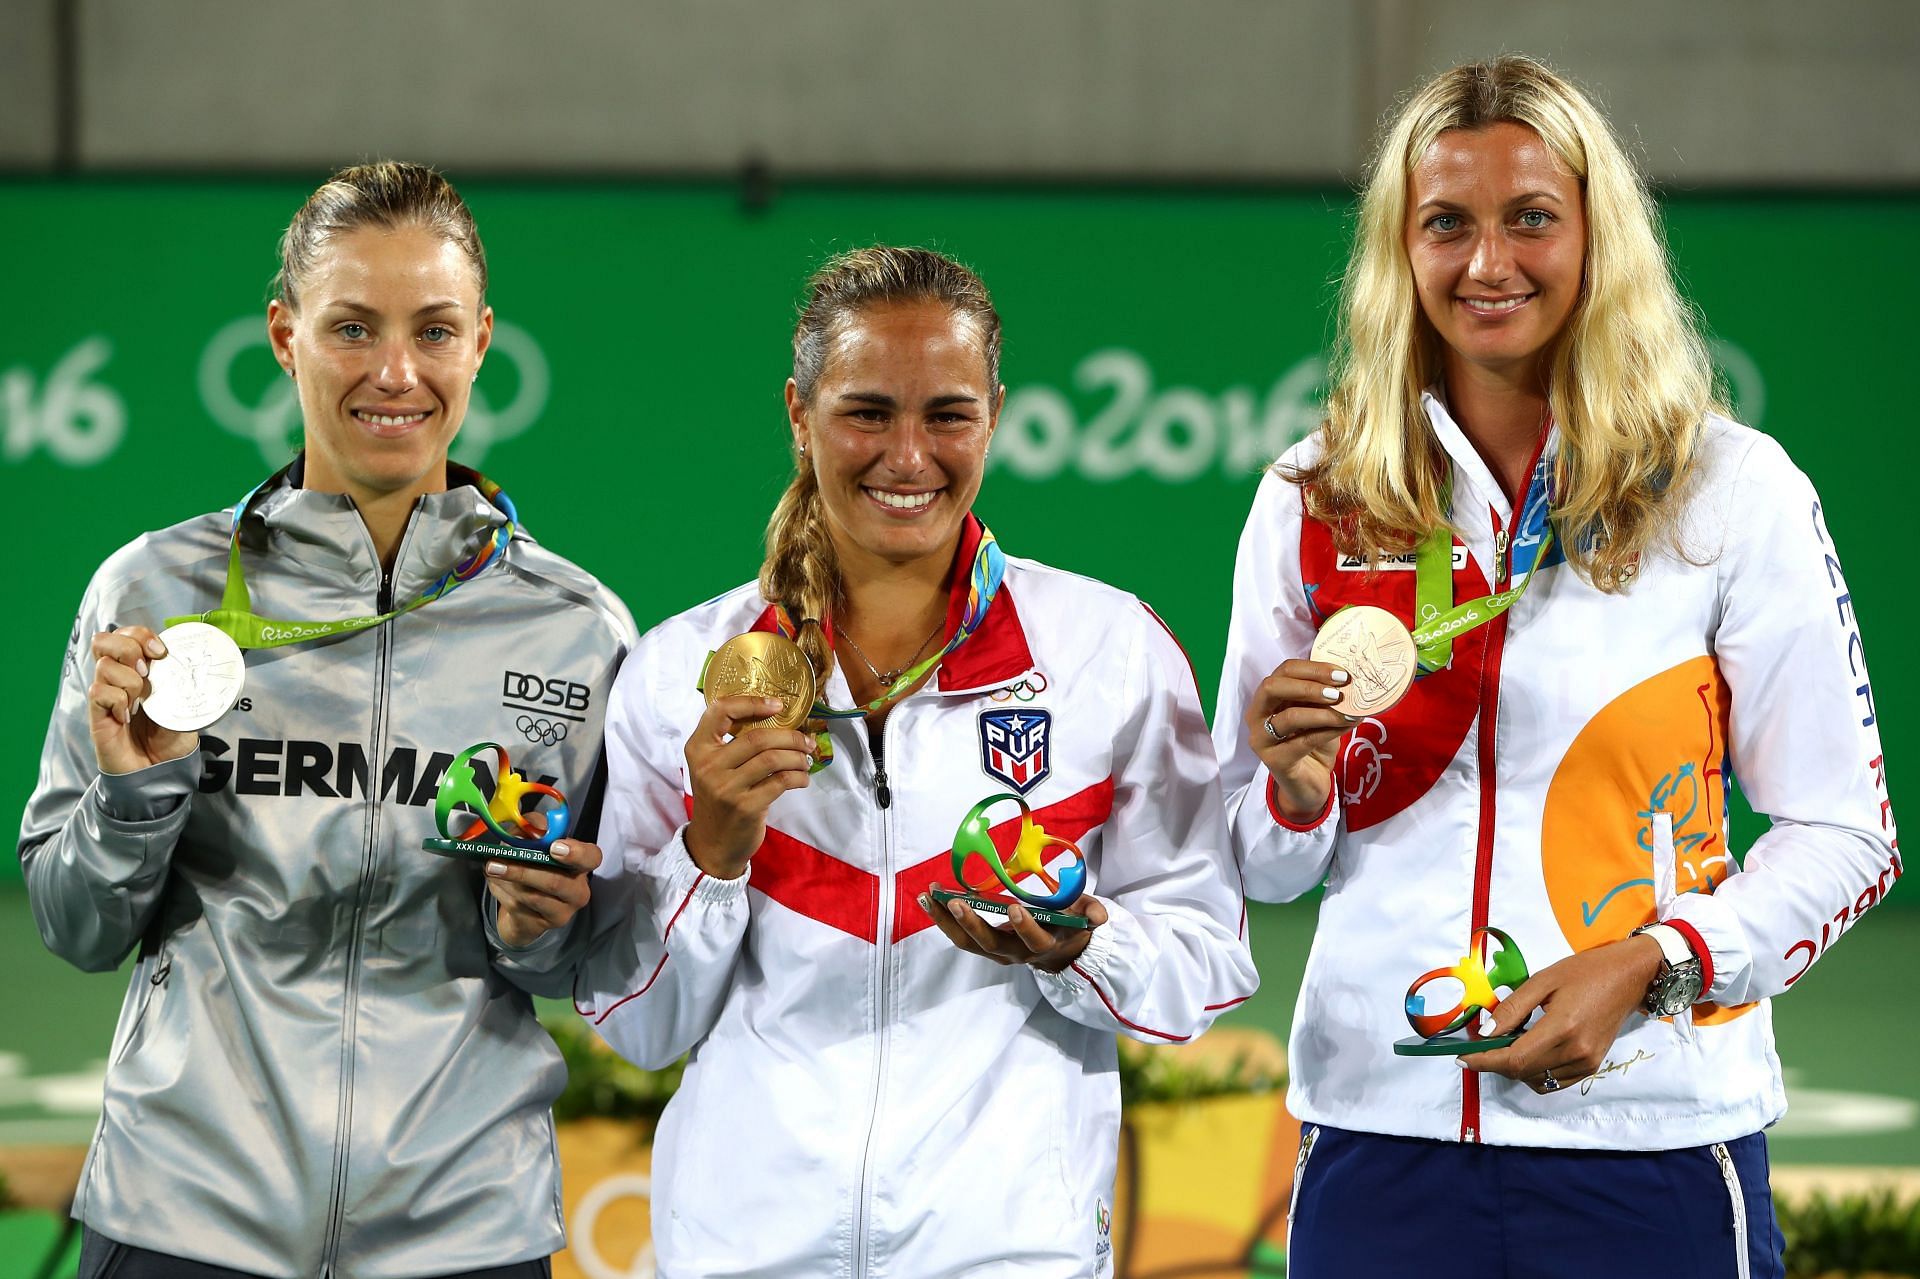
[928, 888, 1091, 931]
[1392, 1030, 1522, 1057]
[423, 837, 574, 873]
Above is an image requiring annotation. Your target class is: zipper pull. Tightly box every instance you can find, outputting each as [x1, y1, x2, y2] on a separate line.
[874, 766, 892, 810]
[1493, 529, 1510, 584]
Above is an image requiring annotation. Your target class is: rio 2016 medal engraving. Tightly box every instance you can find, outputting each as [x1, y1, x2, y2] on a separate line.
[701, 632, 816, 731]
[1310, 605, 1417, 717]
[142, 621, 247, 732]
[928, 792, 1093, 931]
[422, 742, 576, 872]
[1394, 926, 1530, 1056]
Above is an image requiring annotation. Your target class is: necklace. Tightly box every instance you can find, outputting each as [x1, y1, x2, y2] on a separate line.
[836, 615, 945, 688]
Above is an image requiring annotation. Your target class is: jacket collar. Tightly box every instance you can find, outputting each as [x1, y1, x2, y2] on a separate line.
[243, 454, 515, 599]
[1421, 388, 1560, 524]
[746, 512, 1035, 698]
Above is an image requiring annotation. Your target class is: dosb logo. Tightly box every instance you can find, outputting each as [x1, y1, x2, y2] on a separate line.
[503, 670, 591, 712]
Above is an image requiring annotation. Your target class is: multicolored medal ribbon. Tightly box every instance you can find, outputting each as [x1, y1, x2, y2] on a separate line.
[1311, 452, 1559, 717]
[165, 462, 518, 648]
[142, 462, 518, 732]
[700, 521, 1007, 771]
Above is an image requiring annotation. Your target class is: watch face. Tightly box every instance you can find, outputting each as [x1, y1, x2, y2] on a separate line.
[1648, 964, 1705, 1017]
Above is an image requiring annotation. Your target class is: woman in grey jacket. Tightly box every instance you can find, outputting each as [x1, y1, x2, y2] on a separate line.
[18, 162, 634, 1279]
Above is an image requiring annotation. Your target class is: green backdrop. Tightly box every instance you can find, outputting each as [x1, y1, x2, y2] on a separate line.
[3, 180, 1910, 895]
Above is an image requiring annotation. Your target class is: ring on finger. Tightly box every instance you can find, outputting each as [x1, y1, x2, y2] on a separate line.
[1262, 715, 1283, 744]
[1538, 1068, 1562, 1093]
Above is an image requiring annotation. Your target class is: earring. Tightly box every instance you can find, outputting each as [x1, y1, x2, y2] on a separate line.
[798, 443, 807, 456]
[472, 370, 479, 383]
[285, 367, 295, 379]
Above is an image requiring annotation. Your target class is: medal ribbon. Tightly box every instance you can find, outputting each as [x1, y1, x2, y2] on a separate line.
[165, 464, 518, 648]
[755, 522, 1006, 772]
[777, 520, 1007, 720]
[1408, 449, 1557, 673]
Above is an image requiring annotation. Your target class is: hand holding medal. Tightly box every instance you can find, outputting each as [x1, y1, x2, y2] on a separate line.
[86, 624, 214, 775]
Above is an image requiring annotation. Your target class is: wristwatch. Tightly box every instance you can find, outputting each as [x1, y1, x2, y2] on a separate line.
[1630, 922, 1704, 1016]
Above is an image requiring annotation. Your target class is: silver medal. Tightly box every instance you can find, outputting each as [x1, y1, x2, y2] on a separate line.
[143, 621, 246, 732]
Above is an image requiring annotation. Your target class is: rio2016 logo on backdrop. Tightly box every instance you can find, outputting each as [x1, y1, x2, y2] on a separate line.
[4, 329, 1766, 475]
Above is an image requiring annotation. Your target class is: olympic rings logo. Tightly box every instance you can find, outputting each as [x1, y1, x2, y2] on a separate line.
[517, 714, 568, 746]
[988, 671, 1049, 702]
[195, 315, 551, 466]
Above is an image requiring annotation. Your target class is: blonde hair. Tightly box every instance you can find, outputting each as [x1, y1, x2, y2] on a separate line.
[1293, 54, 1721, 588]
[275, 161, 487, 310]
[762, 246, 1001, 681]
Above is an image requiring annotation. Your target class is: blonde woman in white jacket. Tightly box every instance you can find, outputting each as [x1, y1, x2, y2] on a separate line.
[1215, 56, 1894, 1279]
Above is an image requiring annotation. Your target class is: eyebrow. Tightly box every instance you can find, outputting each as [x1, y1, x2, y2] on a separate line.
[1416, 190, 1566, 214]
[322, 299, 467, 318]
[835, 391, 981, 409]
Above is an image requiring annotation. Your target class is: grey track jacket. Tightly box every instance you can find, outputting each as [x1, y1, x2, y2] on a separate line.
[18, 461, 635, 1277]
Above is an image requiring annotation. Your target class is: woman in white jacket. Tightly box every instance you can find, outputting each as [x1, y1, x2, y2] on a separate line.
[558, 246, 1256, 1277]
[1214, 56, 1895, 1279]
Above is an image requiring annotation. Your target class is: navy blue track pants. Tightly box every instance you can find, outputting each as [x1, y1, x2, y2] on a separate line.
[1285, 1124, 1784, 1279]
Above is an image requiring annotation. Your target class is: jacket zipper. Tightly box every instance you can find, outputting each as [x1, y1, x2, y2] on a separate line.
[1461, 515, 1511, 1145]
[853, 715, 895, 1277]
[1713, 1142, 1752, 1279]
[320, 554, 406, 1275]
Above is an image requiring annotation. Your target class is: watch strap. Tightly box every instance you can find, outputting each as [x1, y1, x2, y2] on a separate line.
[1633, 922, 1695, 969]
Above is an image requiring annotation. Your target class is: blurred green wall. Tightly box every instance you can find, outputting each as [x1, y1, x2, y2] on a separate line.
[3, 180, 1909, 895]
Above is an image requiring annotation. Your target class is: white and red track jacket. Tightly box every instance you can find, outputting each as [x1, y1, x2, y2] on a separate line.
[574, 517, 1257, 1278]
[1214, 393, 1899, 1151]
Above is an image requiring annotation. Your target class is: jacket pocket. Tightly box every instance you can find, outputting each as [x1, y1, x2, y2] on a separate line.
[1712, 1142, 1751, 1279]
[108, 937, 172, 1068]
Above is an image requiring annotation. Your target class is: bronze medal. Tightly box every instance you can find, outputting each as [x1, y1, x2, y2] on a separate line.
[1310, 604, 1417, 717]
[703, 632, 816, 730]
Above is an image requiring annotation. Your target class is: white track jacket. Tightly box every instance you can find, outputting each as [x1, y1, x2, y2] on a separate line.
[1215, 395, 1899, 1151]
[573, 519, 1258, 1278]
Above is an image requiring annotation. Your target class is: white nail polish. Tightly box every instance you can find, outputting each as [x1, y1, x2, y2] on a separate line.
[1330, 669, 1350, 684]
[1322, 687, 1342, 701]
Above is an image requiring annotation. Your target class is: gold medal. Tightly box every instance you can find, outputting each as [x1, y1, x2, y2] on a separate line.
[702, 632, 816, 730]
[1310, 605, 1417, 717]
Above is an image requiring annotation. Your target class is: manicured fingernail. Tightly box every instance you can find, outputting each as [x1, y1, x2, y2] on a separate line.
[1343, 714, 1363, 723]
[917, 894, 931, 913]
[1321, 687, 1342, 701]
[485, 862, 507, 877]
[550, 842, 569, 859]
[136, 659, 149, 677]
[1329, 669, 1350, 684]
[130, 698, 143, 720]
[146, 638, 166, 657]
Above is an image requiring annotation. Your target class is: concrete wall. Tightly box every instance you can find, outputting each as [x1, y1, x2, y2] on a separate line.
[4, 0, 1915, 183]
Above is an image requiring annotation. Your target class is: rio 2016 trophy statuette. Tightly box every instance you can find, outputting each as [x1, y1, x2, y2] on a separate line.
[928, 793, 1093, 930]
[422, 742, 575, 872]
[1394, 926, 1531, 1056]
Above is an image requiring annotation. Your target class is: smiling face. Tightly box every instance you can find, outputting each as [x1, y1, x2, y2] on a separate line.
[1406, 121, 1587, 387]
[787, 299, 1001, 574]
[267, 223, 493, 501]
